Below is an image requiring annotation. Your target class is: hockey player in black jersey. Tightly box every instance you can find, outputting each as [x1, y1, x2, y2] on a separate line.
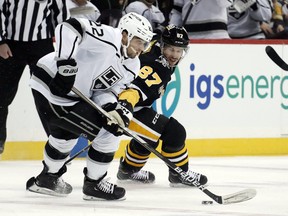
[116, 24, 208, 186]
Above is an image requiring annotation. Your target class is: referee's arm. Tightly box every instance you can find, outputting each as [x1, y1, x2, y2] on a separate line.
[51, 0, 71, 30]
[0, 3, 12, 59]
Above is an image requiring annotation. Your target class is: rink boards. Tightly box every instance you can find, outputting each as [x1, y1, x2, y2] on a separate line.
[3, 40, 288, 160]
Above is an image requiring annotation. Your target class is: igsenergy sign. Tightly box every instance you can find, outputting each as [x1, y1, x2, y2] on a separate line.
[154, 44, 288, 117]
[189, 62, 288, 110]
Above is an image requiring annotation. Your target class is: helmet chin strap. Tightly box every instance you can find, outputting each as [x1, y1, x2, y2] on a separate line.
[130, 46, 139, 57]
[121, 37, 131, 58]
[121, 44, 139, 59]
[121, 43, 128, 58]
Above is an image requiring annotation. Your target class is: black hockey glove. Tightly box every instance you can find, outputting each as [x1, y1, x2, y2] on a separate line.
[49, 59, 78, 97]
[102, 100, 133, 136]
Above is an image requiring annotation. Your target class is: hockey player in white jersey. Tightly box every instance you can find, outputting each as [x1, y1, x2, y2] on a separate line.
[26, 12, 153, 201]
[227, 0, 273, 39]
[169, 0, 233, 39]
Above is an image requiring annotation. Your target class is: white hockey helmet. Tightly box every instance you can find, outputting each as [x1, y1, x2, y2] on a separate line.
[118, 12, 153, 47]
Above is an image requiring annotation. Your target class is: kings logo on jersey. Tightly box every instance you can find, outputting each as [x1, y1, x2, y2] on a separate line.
[91, 66, 122, 90]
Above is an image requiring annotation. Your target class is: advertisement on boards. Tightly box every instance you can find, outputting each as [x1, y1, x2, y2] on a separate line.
[153, 44, 288, 139]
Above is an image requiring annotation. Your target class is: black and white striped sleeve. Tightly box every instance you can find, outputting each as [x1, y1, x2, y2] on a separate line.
[51, 0, 70, 30]
[0, 0, 70, 42]
[0, 1, 6, 44]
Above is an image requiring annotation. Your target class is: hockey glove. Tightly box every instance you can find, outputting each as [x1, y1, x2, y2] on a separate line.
[49, 59, 78, 96]
[103, 100, 133, 136]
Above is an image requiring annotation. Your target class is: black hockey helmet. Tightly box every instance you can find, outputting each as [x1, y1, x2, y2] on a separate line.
[161, 24, 189, 48]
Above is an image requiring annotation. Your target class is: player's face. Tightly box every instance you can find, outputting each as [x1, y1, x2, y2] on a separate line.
[162, 44, 185, 67]
[127, 37, 147, 58]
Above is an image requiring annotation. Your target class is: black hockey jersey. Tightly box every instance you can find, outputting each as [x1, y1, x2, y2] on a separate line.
[132, 40, 175, 108]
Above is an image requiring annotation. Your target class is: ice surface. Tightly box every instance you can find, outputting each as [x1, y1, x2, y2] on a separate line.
[0, 156, 287, 216]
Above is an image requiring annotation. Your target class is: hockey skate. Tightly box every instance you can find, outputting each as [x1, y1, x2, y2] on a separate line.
[117, 157, 155, 183]
[26, 161, 72, 197]
[169, 170, 208, 187]
[82, 168, 126, 201]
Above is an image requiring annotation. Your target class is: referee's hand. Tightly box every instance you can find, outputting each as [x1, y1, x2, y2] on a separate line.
[0, 43, 13, 59]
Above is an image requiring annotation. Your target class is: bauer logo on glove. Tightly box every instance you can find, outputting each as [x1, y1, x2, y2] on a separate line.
[57, 59, 78, 76]
[58, 66, 78, 76]
[49, 59, 78, 96]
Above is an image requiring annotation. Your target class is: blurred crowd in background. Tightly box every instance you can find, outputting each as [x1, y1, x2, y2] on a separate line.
[71, 0, 288, 39]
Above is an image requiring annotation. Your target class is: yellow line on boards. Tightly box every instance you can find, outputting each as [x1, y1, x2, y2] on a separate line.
[1, 138, 288, 160]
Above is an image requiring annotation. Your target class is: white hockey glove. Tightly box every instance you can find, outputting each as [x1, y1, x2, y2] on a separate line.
[49, 59, 78, 96]
[233, 0, 257, 13]
[103, 100, 133, 136]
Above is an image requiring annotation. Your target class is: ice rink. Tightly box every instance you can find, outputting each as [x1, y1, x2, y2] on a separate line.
[0, 156, 287, 216]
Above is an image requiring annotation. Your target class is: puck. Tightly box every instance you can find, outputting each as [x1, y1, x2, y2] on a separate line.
[201, 201, 213, 205]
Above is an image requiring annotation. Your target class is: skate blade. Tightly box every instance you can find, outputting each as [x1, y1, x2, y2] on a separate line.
[117, 179, 155, 184]
[169, 183, 192, 188]
[169, 182, 206, 188]
[26, 177, 68, 197]
[83, 194, 126, 201]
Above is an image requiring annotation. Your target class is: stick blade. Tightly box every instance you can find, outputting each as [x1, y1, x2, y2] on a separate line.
[265, 46, 288, 71]
[222, 188, 257, 205]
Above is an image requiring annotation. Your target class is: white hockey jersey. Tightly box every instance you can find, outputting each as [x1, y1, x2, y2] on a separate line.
[227, 0, 272, 39]
[30, 18, 140, 107]
[124, 1, 165, 30]
[169, 0, 233, 39]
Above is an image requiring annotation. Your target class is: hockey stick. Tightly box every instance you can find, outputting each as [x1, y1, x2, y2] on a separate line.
[65, 143, 91, 165]
[71, 87, 257, 205]
[265, 45, 288, 71]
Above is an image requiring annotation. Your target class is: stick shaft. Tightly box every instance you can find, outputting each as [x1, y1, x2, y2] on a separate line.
[265, 45, 288, 71]
[65, 143, 91, 165]
[71, 87, 222, 202]
[71, 87, 257, 204]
